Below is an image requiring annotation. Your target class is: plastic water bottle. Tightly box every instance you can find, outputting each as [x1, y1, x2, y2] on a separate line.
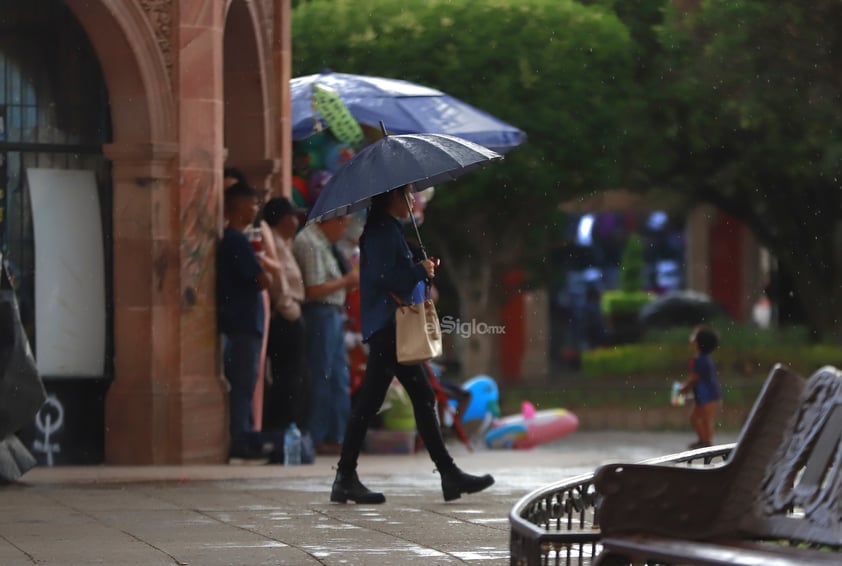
[284, 423, 302, 466]
[671, 382, 686, 407]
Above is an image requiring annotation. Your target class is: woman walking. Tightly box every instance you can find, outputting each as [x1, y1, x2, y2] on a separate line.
[331, 185, 494, 503]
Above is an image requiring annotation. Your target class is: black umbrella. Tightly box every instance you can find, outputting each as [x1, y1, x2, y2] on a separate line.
[306, 126, 502, 225]
[638, 290, 731, 328]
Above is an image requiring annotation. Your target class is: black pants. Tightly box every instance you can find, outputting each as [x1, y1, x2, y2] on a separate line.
[338, 323, 455, 474]
[263, 314, 309, 433]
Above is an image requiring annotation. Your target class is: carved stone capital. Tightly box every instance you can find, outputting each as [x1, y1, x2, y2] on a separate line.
[139, 0, 174, 79]
[104, 142, 179, 182]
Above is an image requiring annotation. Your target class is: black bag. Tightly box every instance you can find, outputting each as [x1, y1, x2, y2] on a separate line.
[0, 261, 45, 439]
[0, 434, 37, 482]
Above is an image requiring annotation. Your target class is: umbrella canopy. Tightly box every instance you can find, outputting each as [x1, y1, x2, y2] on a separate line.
[638, 290, 731, 328]
[291, 71, 526, 154]
[306, 132, 501, 224]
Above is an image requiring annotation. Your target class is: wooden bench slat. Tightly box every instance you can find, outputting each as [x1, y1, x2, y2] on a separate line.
[600, 535, 842, 566]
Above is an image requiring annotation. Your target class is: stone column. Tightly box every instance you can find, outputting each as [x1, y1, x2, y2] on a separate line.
[273, 0, 292, 198]
[103, 142, 228, 464]
[175, 0, 230, 463]
[741, 229, 765, 322]
[685, 205, 714, 294]
[521, 290, 550, 381]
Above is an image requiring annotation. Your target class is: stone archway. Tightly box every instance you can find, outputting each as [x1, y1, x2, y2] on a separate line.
[224, 0, 279, 187]
[219, 0, 279, 442]
[53, 0, 289, 465]
[63, 0, 228, 464]
[64, 0, 175, 142]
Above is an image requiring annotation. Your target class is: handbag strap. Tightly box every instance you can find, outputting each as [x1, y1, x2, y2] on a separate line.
[403, 192, 428, 260]
[389, 280, 433, 307]
[389, 291, 409, 307]
[403, 191, 437, 286]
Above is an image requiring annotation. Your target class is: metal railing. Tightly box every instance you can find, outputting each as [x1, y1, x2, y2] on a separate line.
[509, 443, 735, 566]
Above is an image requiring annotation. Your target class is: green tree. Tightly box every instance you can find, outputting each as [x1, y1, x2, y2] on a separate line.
[293, 0, 639, 373]
[648, 0, 842, 339]
[619, 234, 644, 293]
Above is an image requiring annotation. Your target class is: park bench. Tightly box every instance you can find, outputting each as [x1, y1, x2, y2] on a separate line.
[509, 443, 734, 565]
[592, 363, 842, 565]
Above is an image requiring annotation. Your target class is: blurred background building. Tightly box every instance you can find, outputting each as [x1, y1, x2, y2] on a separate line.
[541, 190, 767, 374]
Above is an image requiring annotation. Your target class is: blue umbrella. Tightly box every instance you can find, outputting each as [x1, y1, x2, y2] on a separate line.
[307, 130, 502, 224]
[291, 71, 526, 154]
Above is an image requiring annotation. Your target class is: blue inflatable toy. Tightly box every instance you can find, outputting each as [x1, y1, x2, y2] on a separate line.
[459, 375, 500, 423]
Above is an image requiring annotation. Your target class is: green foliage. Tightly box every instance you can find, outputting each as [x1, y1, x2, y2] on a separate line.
[582, 325, 842, 380]
[291, 0, 842, 339]
[618, 234, 644, 292]
[599, 233, 651, 316]
[292, 0, 641, 285]
[600, 289, 652, 316]
[641, 323, 813, 349]
[649, 0, 842, 337]
[582, 343, 684, 377]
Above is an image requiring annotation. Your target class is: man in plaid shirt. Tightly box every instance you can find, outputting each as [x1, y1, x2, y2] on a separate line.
[293, 216, 357, 455]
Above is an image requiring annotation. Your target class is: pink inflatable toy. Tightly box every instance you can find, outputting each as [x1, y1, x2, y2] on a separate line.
[484, 402, 578, 449]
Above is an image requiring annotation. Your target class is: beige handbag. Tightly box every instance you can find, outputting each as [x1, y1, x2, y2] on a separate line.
[392, 291, 442, 365]
[390, 191, 442, 365]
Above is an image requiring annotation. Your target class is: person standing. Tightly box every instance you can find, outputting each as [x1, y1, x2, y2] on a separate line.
[223, 167, 279, 433]
[679, 324, 722, 448]
[262, 197, 308, 436]
[293, 215, 358, 455]
[331, 184, 494, 504]
[217, 182, 273, 460]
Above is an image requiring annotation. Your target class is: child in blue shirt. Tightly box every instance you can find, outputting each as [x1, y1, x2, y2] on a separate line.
[679, 324, 722, 449]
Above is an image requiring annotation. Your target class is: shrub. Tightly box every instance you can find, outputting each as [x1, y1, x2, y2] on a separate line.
[582, 343, 686, 378]
[619, 234, 644, 292]
[582, 325, 842, 380]
[601, 289, 654, 316]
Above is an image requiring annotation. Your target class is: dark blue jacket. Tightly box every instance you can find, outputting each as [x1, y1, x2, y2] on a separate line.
[359, 213, 427, 341]
[217, 227, 265, 336]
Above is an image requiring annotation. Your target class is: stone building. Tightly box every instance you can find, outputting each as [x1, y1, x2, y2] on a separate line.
[1, 0, 292, 464]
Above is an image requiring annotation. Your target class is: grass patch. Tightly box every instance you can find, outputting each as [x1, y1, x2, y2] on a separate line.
[582, 324, 842, 380]
[497, 375, 766, 414]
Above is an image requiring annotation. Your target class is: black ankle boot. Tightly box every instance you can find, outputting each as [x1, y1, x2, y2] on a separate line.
[330, 470, 386, 504]
[440, 467, 495, 501]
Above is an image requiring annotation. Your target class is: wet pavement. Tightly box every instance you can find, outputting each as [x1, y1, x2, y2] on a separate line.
[0, 431, 738, 565]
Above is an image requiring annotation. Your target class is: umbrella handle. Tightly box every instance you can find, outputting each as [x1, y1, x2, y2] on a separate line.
[403, 191, 429, 262]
